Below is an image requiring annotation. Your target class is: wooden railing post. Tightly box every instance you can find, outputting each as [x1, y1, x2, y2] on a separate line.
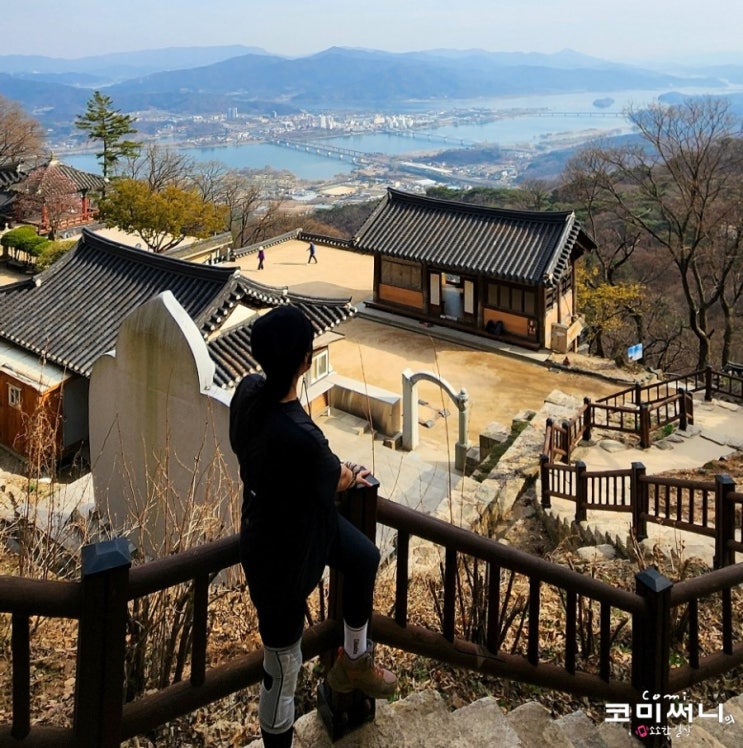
[714, 474, 736, 569]
[562, 420, 571, 464]
[328, 476, 380, 624]
[73, 538, 131, 748]
[539, 454, 551, 508]
[686, 390, 694, 426]
[574, 460, 587, 523]
[632, 568, 672, 746]
[705, 365, 713, 401]
[545, 417, 554, 463]
[678, 387, 687, 431]
[634, 382, 642, 406]
[582, 397, 592, 442]
[320, 478, 380, 740]
[639, 404, 651, 449]
[631, 462, 648, 541]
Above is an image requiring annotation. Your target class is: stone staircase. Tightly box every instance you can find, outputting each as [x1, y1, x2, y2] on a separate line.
[246, 688, 743, 746]
[535, 394, 743, 568]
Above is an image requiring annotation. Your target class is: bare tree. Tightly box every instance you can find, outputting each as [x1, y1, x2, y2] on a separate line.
[567, 97, 743, 370]
[122, 143, 194, 191]
[216, 171, 294, 247]
[515, 178, 554, 210]
[0, 96, 45, 166]
[191, 160, 228, 203]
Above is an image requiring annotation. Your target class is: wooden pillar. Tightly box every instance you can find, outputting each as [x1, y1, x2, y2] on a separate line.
[539, 454, 551, 509]
[574, 460, 587, 523]
[705, 366, 713, 402]
[320, 478, 379, 740]
[73, 538, 131, 748]
[582, 397, 592, 442]
[639, 404, 651, 449]
[631, 462, 648, 541]
[632, 568, 672, 746]
[714, 474, 736, 569]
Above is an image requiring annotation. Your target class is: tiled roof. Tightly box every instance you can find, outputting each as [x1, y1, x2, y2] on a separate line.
[0, 229, 355, 386]
[0, 229, 239, 377]
[11, 160, 106, 197]
[55, 163, 107, 193]
[0, 165, 24, 190]
[354, 188, 595, 285]
[207, 285, 356, 390]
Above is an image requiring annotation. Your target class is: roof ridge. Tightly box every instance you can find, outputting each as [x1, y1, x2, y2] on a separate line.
[386, 187, 574, 222]
[80, 229, 238, 281]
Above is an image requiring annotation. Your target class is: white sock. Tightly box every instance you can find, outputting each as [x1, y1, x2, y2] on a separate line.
[343, 621, 368, 660]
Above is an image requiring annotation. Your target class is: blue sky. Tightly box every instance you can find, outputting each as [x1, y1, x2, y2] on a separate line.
[4, 0, 741, 63]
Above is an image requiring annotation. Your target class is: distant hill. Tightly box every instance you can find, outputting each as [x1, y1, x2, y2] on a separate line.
[0, 45, 266, 80]
[105, 46, 722, 106]
[0, 45, 736, 125]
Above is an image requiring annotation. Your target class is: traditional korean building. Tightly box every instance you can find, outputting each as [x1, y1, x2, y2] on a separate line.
[1, 158, 106, 237]
[354, 188, 595, 353]
[0, 229, 355, 461]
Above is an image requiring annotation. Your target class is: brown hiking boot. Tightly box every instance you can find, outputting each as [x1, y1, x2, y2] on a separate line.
[326, 643, 398, 699]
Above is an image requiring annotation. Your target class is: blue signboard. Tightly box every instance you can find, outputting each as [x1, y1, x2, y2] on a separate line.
[628, 343, 643, 361]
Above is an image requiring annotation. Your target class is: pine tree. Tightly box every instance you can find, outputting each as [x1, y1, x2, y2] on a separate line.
[75, 91, 140, 179]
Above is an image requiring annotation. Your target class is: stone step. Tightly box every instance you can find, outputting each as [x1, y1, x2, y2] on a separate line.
[243, 689, 743, 747]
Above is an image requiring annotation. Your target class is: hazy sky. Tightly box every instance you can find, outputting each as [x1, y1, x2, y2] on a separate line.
[4, 0, 741, 63]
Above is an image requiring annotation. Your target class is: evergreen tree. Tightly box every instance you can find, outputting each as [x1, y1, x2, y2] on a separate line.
[75, 91, 140, 179]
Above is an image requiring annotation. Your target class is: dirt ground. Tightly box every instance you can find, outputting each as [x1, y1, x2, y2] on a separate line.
[0, 265, 27, 286]
[232, 239, 622, 440]
[0, 239, 624, 453]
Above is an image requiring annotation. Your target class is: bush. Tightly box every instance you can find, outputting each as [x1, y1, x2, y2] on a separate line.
[36, 239, 76, 270]
[0, 226, 50, 257]
[1, 226, 37, 249]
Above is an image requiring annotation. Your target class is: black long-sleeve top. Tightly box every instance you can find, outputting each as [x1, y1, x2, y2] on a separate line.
[229, 374, 341, 602]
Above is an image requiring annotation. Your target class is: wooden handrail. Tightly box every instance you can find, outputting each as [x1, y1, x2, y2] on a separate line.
[127, 534, 239, 599]
[2, 455, 743, 744]
[0, 577, 80, 617]
[376, 496, 645, 613]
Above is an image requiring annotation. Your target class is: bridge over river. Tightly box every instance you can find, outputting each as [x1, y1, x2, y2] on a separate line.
[269, 138, 379, 164]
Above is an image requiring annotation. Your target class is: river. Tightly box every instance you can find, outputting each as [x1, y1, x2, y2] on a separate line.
[62, 86, 741, 181]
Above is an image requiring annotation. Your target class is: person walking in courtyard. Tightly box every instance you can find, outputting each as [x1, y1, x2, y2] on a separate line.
[257, 247, 265, 270]
[229, 305, 397, 748]
[307, 241, 317, 263]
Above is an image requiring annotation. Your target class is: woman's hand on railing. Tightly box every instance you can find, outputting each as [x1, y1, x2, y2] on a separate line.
[338, 461, 372, 491]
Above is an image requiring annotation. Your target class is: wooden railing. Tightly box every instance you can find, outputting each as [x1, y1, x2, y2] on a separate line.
[540, 457, 743, 568]
[543, 366, 739, 464]
[3, 480, 743, 745]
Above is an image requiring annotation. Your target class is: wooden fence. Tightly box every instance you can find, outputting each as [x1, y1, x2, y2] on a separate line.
[542, 366, 741, 464]
[540, 458, 743, 569]
[2, 480, 743, 745]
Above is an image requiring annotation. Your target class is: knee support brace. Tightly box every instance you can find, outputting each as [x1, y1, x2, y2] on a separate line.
[259, 637, 302, 735]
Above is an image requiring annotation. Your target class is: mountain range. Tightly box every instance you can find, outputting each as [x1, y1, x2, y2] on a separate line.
[1, 46, 741, 129]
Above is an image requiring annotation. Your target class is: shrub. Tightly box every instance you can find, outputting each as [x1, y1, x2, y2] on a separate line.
[0, 226, 50, 257]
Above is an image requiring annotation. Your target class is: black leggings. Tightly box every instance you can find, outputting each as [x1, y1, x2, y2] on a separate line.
[251, 514, 380, 649]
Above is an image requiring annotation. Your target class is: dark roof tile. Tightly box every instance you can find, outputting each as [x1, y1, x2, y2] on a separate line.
[0, 229, 355, 386]
[354, 188, 594, 285]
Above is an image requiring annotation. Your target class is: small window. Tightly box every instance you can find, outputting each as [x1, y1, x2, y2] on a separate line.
[8, 385, 21, 409]
[310, 350, 329, 383]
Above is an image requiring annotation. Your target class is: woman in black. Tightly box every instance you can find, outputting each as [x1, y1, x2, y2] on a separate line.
[229, 305, 396, 748]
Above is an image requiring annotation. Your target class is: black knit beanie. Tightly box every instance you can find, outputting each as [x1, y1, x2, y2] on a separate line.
[250, 305, 314, 381]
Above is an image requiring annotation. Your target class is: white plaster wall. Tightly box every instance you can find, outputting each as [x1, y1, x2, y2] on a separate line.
[88, 291, 240, 556]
